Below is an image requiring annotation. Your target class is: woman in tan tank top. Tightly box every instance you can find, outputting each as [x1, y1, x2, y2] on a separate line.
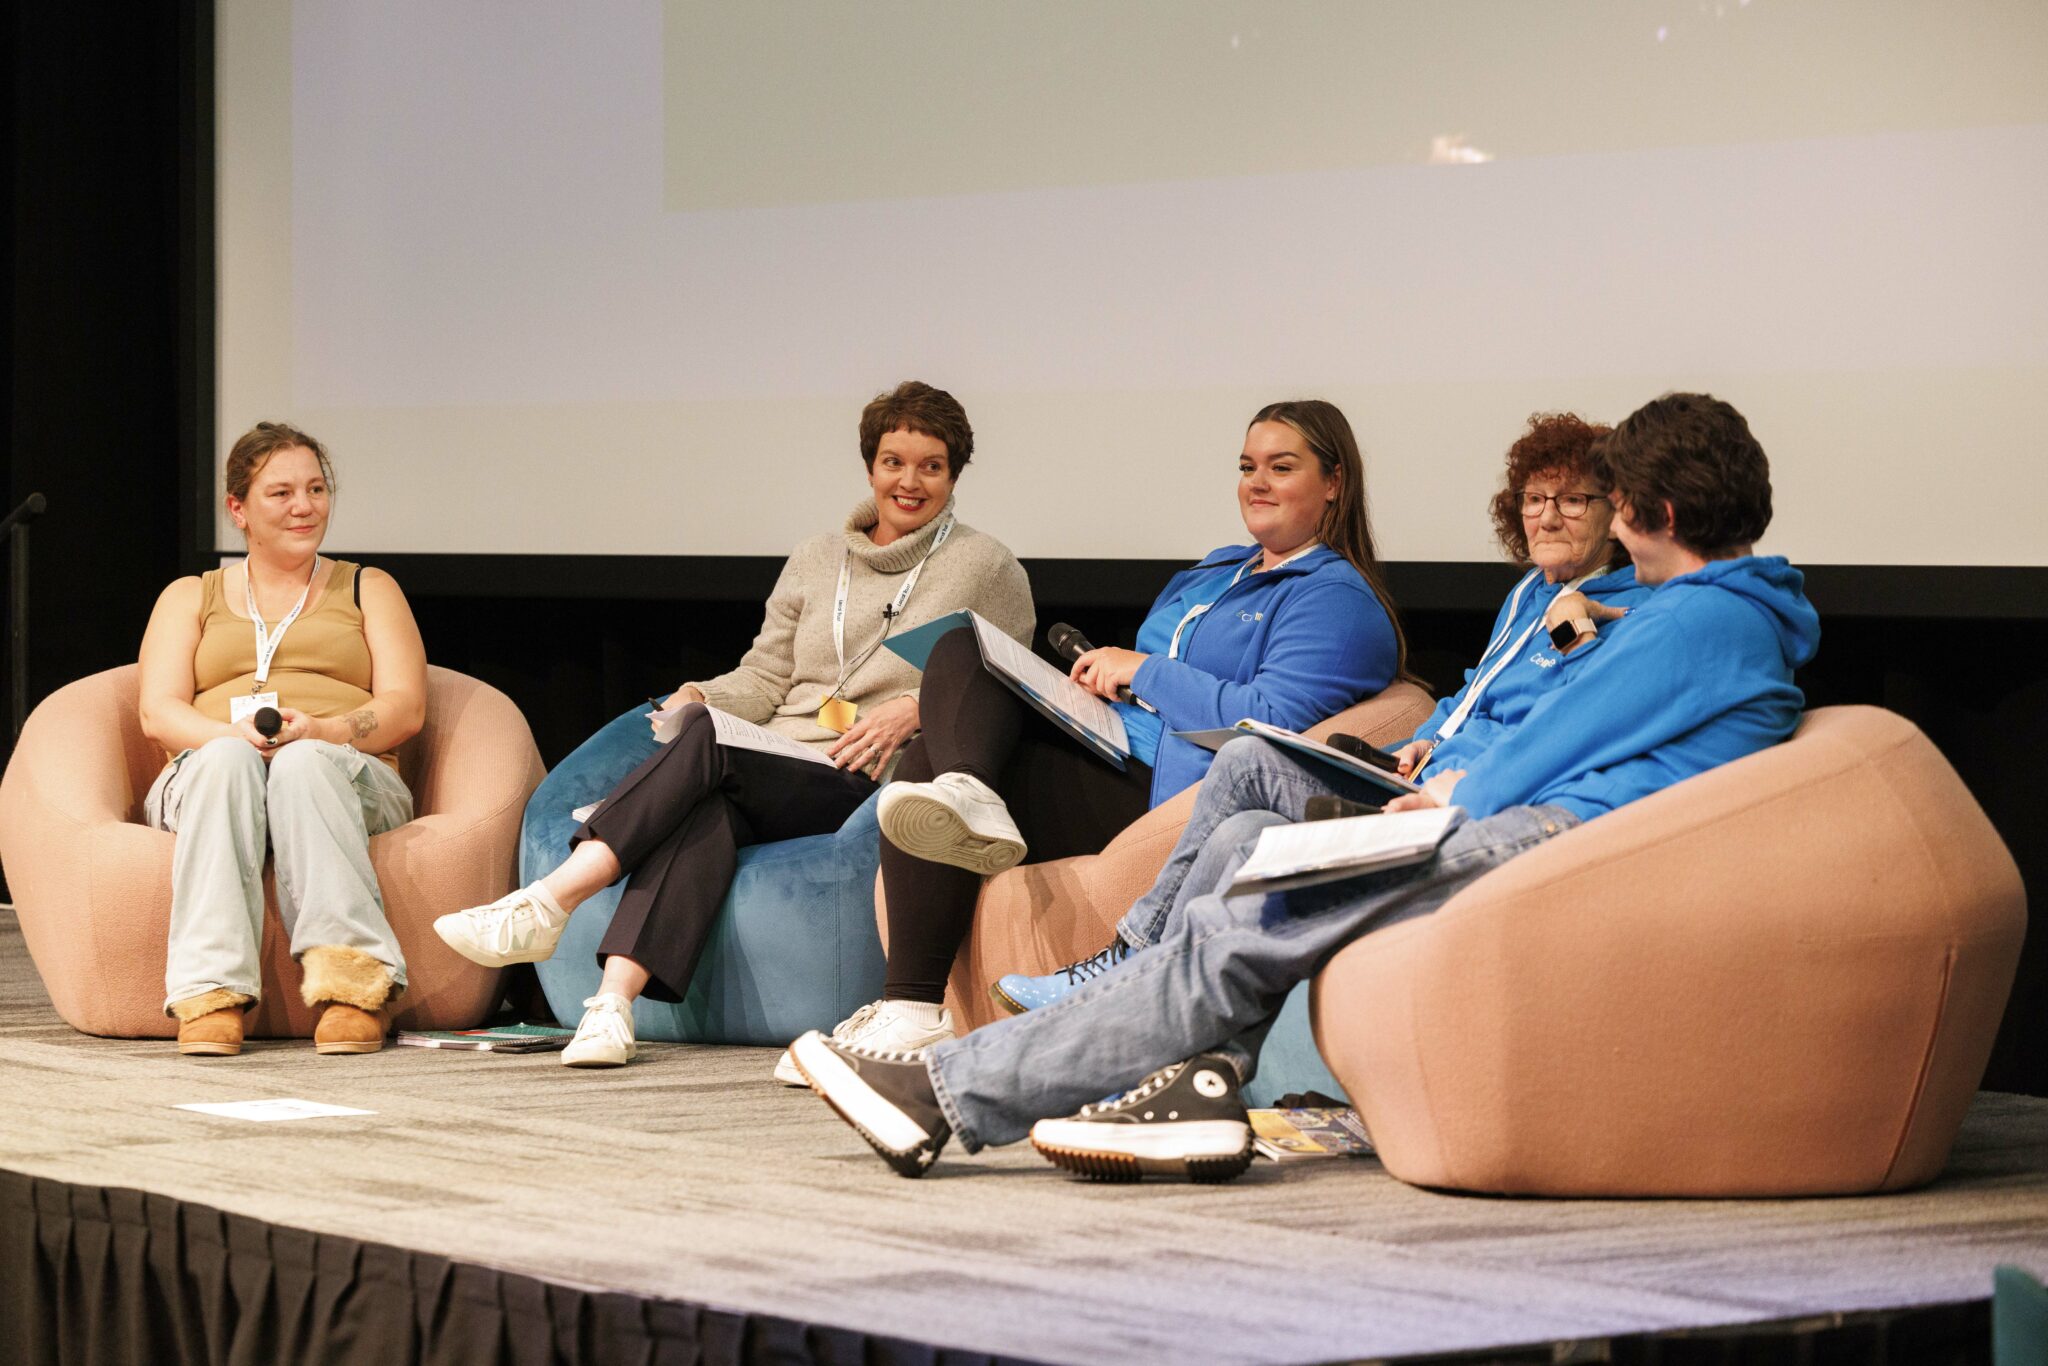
[136, 422, 428, 1058]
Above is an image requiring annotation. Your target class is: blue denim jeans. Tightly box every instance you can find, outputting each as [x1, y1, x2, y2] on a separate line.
[927, 787, 1579, 1151]
[1116, 735, 1410, 948]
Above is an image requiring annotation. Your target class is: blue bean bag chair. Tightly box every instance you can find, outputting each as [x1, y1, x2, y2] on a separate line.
[1244, 981, 1347, 1109]
[521, 707, 887, 1046]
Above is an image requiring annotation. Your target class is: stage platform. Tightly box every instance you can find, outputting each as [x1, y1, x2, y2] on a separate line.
[2, 906, 2044, 1365]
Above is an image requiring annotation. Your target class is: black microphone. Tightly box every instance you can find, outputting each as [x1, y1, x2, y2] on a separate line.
[1328, 733, 1401, 773]
[1047, 622, 1133, 702]
[253, 707, 282, 740]
[1046, 621, 1092, 663]
[0, 492, 47, 539]
[1305, 794, 1383, 822]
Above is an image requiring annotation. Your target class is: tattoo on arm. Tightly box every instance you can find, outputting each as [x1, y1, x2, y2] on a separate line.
[344, 708, 377, 742]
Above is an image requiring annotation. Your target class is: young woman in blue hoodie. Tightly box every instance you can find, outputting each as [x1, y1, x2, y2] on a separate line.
[781, 400, 1406, 1077]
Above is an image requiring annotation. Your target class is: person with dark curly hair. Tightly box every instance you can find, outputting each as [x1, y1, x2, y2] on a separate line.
[990, 411, 1652, 1013]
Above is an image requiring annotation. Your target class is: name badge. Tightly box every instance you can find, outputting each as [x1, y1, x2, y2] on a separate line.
[230, 692, 280, 725]
[817, 698, 859, 734]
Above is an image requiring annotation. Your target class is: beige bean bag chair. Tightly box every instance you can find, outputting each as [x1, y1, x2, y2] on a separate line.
[1317, 705, 2026, 1196]
[0, 664, 544, 1038]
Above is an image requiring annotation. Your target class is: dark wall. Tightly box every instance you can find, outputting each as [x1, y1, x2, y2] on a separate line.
[4, 3, 2042, 1096]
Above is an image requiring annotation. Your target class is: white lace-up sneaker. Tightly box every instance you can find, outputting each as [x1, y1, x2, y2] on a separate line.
[561, 992, 636, 1068]
[432, 884, 569, 968]
[772, 998, 955, 1085]
[876, 772, 1027, 875]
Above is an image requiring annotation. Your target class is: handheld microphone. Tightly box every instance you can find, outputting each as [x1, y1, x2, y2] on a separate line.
[1305, 794, 1383, 822]
[253, 707, 283, 740]
[1328, 733, 1401, 774]
[1046, 622, 1133, 703]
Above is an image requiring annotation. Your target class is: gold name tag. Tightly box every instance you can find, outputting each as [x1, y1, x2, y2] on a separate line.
[817, 698, 859, 734]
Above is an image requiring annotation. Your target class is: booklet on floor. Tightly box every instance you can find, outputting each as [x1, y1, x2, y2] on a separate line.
[884, 609, 1130, 770]
[1175, 718, 1423, 799]
[393, 1024, 575, 1053]
[1226, 806, 1461, 896]
[1250, 1107, 1375, 1161]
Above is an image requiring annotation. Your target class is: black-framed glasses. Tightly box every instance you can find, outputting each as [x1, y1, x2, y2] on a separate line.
[1518, 489, 1608, 520]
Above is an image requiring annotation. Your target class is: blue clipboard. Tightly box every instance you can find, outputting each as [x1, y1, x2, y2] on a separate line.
[881, 610, 972, 671]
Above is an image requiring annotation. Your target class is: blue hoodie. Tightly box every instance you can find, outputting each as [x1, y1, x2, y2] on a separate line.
[1447, 556, 1820, 824]
[1120, 543, 1399, 807]
[1414, 564, 1653, 777]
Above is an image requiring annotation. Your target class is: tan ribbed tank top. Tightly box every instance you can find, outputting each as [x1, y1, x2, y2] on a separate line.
[188, 559, 398, 771]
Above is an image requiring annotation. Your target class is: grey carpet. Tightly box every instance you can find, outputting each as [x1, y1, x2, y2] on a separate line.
[2, 907, 2045, 1365]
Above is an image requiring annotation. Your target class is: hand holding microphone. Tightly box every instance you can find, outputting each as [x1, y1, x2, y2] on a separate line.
[1048, 623, 1141, 702]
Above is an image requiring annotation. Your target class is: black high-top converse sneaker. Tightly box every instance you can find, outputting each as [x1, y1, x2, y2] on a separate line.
[790, 1030, 951, 1177]
[1029, 1053, 1254, 1183]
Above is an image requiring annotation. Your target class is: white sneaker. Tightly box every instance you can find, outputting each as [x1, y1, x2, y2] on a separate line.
[876, 772, 1027, 875]
[772, 998, 955, 1085]
[561, 992, 636, 1068]
[432, 884, 569, 968]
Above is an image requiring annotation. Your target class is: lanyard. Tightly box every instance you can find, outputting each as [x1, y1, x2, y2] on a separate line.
[1432, 565, 1606, 743]
[1166, 543, 1316, 662]
[244, 556, 321, 691]
[830, 515, 954, 696]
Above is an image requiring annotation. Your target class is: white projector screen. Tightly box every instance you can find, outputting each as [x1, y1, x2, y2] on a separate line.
[217, 0, 2048, 566]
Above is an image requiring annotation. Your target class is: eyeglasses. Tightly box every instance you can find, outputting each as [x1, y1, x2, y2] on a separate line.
[1518, 490, 1608, 520]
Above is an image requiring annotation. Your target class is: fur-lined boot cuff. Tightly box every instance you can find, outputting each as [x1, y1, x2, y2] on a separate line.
[299, 945, 400, 1012]
[167, 987, 252, 1022]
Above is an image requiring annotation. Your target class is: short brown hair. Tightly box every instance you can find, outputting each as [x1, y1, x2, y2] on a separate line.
[225, 421, 334, 502]
[858, 381, 973, 476]
[1486, 412, 1621, 566]
[1593, 393, 1772, 556]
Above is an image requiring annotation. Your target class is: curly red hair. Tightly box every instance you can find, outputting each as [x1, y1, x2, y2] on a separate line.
[1486, 412, 1623, 566]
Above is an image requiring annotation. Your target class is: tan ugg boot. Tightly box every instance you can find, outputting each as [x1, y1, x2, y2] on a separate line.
[170, 988, 252, 1056]
[300, 946, 398, 1055]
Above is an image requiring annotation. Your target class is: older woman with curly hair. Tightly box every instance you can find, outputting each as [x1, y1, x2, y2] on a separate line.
[1386, 410, 1654, 781]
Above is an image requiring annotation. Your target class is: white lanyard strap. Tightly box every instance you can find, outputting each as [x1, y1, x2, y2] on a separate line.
[244, 556, 321, 690]
[1166, 544, 1315, 662]
[1434, 566, 1603, 743]
[832, 515, 955, 690]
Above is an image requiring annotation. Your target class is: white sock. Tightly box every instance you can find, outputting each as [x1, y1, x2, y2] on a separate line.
[525, 881, 568, 923]
[888, 999, 947, 1028]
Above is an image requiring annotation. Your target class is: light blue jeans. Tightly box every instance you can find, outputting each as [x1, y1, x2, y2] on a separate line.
[927, 740, 1579, 1150]
[147, 737, 414, 1014]
[1116, 735, 1414, 948]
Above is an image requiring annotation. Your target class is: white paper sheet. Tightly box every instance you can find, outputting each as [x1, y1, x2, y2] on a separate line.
[648, 703, 835, 766]
[174, 1099, 376, 1122]
[1228, 806, 1461, 896]
[969, 613, 1129, 756]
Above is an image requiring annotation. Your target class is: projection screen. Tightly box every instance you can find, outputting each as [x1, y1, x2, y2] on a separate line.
[216, 0, 2048, 567]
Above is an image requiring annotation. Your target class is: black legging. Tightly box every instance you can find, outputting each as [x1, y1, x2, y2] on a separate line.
[573, 705, 876, 1003]
[882, 626, 1153, 1003]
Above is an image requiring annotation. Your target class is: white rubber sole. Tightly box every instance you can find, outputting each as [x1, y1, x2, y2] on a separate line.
[1029, 1118, 1253, 1182]
[772, 1047, 805, 1086]
[876, 787, 1025, 877]
[789, 1031, 936, 1164]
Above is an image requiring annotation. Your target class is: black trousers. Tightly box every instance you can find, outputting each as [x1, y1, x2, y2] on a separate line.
[572, 705, 876, 1003]
[882, 626, 1153, 1003]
